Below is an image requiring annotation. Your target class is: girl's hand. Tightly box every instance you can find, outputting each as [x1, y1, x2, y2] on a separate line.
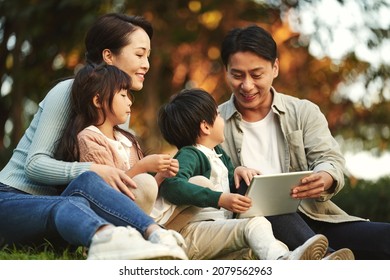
[233, 166, 261, 189]
[160, 158, 179, 178]
[91, 163, 137, 200]
[139, 154, 173, 173]
[154, 159, 179, 186]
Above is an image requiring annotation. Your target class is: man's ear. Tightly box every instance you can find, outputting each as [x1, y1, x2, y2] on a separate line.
[102, 49, 113, 65]
[200, 121, 211, 135]
[93, 95, 102, 108]
[273, 58, 279, 78]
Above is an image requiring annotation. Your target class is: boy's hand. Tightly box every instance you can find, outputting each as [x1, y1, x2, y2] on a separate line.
[234, 166, 261, 188]
[218, 193, 252, 213]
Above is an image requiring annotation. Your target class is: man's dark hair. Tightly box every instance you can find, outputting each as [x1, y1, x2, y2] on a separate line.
[220, 25, 277, 68]
[158, 88, 218, 149]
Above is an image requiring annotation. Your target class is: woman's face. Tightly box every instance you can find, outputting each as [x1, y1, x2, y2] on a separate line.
[109, 28, 151, 91]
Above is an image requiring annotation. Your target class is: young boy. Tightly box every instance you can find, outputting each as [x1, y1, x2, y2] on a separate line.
[158, 88, 332, 260]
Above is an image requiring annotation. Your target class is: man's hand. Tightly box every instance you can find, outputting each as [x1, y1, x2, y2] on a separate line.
[291, 171, 333, 199]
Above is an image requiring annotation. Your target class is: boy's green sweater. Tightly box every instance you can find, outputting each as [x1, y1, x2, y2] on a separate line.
[160, 145, 236, 209]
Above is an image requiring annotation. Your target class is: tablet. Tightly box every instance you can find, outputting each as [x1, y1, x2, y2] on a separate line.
[237, 171, 313, 218]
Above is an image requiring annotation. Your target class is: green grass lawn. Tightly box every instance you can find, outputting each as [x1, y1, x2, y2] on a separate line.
[0, 242, 85, 260]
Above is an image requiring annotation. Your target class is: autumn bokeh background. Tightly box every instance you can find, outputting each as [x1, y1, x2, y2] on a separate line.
[1, 0, 390, 221]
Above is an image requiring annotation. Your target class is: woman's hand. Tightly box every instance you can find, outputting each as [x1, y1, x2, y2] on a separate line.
[90, 163, 137, 200]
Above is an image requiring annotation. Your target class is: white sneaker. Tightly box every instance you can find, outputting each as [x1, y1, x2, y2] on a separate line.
[280, 234, 329, 260]
[87, 226, 186, 260]
[148, 229, 188, 260]
[323, 248, 355, 260]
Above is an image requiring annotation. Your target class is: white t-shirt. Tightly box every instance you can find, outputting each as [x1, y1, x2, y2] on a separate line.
[240, 110, 282, 174]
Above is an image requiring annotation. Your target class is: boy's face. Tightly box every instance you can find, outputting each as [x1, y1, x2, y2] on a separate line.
[226, 51, 278, 112]
[209, 112, 225, 145]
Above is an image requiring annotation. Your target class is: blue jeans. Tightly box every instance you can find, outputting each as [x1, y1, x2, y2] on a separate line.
[266, 211, 390, 259]
[299, 213, 390, 260]
[266, 213, 317, 250]
[0, 171, 155, 247]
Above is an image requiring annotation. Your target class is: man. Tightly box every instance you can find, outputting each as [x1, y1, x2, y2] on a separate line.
[218, 24, 390, 260]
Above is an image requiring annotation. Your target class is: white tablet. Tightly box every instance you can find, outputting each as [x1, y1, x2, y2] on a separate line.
[237, 171, 313, 218]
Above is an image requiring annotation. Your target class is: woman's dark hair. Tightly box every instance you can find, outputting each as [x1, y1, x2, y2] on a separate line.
[158, 88, 218, 149]
[55, 64, 142, 161]
[85, 13, 153, 64]
[220, 25, 277, 68]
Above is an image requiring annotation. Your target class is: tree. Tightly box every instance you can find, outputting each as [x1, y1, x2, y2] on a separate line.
[276, 0, 390, 154]
[0, 0, 106, 164]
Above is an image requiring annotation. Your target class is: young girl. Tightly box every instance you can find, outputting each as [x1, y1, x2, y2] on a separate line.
[157, 88, 354, 260]
[56, 63, 187, 259]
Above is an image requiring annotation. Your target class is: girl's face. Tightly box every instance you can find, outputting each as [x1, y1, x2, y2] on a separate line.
[107, 89, 133, 126]
[109, 28, 151, 91]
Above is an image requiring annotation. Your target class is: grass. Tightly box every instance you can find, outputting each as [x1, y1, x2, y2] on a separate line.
[0, 241, 85, 260]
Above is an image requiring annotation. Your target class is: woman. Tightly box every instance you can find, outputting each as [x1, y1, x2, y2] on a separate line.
[0, 13, 187, 260]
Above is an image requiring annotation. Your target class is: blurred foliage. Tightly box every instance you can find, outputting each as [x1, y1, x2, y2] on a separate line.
[0, 0, 389, 180]
[0, 0, 105, 162]
[334, 176, 390, 222]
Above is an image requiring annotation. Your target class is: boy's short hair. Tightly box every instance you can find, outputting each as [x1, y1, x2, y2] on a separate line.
[220, 24, 278, 68]
[158, 88, 218, 149]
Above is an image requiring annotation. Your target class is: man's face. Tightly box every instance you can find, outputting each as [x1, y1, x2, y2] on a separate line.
[226, 51, 279, 112]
